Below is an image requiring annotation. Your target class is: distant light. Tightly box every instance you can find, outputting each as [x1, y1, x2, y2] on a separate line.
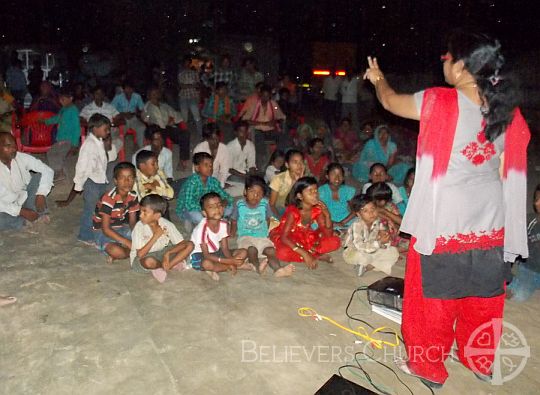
[301, 83, 310, 88]
[381, 5, 386, 9]
[313, 70, 330, 76]
[243, 42, 253, 52]
[497, 19, 502, 23]
[382, 43, 386, 47]
[336, 71, 346, 76]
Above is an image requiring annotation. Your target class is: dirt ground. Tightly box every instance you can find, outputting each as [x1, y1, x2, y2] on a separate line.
[1, 133, 539, 395]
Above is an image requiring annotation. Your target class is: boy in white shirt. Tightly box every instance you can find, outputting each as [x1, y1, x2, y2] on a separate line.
[189, 192, 252, 281]
[57, 114, 114, 244]
[131, 194, 194, 283]
[193, 124, 231, 187]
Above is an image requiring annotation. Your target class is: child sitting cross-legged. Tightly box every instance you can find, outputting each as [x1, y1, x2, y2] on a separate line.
[92, 162, 139, 263]
[343, 194, 399, 276]
[189, 192, 253, 281]
[230, 175, 295, 277]
[130, 194, 194, 283]
[270, 176, 341, 269]
[134, 150, 174, 201]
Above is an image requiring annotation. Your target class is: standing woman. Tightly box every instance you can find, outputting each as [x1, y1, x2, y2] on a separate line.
[363, 31, 530, 388]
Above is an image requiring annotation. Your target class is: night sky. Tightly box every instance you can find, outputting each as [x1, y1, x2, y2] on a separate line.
[2, 0, 539, 75]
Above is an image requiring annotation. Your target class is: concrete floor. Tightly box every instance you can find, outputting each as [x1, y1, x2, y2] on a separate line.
[1, 140, 540, 395]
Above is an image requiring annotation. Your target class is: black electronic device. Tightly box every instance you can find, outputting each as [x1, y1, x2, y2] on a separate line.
[367, 276, 404, 312]
[315, 374, 378, 394]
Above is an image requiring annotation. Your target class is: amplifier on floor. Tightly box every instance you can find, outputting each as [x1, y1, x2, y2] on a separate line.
[315, 374, 378, 394]
[367, 276, 404, 312]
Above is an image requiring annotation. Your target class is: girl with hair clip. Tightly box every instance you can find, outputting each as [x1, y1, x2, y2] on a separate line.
[269, 177, 341, 269]
[363, 30, 530, 388]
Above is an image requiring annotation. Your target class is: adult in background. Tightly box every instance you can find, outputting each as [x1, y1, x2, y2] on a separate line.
[322, 68, 341, 128]
[5, 59, 27, 104]
[363, 31, 530, 388]
[30, 81, 61, 113]
[132, 128, 173, 182]
[143, 87, 190, 170]
[242, 84, 286, 170]
[340, 69, 360, 129]
[0, 132, 54, 231]
[111, 80, 146, 149]
[237, 57, 264, 102]
[177, 55, 203, 138]
[352, 124, 397, 184]
[226, 121, 257, 197]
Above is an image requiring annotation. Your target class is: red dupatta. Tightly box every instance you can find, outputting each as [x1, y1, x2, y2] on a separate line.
[412, 87, 530, 261]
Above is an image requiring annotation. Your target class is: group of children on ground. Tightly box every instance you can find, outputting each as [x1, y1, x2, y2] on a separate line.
[63, 109, 418, 282]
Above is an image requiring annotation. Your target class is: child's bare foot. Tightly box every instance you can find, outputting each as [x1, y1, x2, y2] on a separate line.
[318, 254, 334, 263]
[171, 261, 188, 271]
[258, 259, 268, 275]
[274, 264, 295, 278]
[239, 262, 256, 272]
[0, 295, 17, 307]
[206, 271, 220, 281]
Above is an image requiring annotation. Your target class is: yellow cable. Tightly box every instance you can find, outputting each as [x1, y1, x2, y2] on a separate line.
[298, 307, 400, 349]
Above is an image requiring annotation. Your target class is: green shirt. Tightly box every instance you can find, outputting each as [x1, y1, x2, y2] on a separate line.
[45, 105, 81, 147]
[176, 173, 233, 214]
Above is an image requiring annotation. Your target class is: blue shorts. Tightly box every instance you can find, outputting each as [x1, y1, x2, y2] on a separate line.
[94, 225, 132, 252]
[190, 250, 225, 271]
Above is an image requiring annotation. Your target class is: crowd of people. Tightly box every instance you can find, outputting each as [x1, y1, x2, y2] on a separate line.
[1, 32, 539, 390]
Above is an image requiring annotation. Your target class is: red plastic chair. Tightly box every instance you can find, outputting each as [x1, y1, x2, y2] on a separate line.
[13, 111, 55, 154]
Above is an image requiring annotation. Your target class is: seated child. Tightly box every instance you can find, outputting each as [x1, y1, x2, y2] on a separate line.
[397, 168, 415, 216]
[44, 86, 81, 181]
[305, 137, 330, 183]
[270, 176, 341, 269]
[130, 194, 194, 283]
[318, 163, 356, 229]
[265, 149, 285, 184]
[269, 149, 306, 218]
[93, 162, 139, 263]
[176, 152, 234, 225]
[230, 176, 295, 278]
[366, 182, 409, 252]
[508, 184, 540, 301]
[134, 150, 174, 200]
[343, 194, 399, 276]
[189, 192, 252, 281]
[361, 163, 403, 205]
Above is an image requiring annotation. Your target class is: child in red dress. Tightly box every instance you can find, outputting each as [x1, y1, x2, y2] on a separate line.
[270, 176, 341, 269]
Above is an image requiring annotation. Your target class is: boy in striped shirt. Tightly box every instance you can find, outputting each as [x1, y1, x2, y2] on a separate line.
[93, 162, 139, 263]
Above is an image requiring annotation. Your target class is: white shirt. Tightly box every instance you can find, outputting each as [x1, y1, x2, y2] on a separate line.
[226, 138, 256, 174]
[130, 217, 184, 265]
[322, 76, 341, 101]
[73, 133, 109, 191]
[193, 141, 231, 187]
[265, 165, 280, 183]
[362, 182, 403, 205]
[142, 101, 183, 129]
[340, 77, 359, 104]
[132, 146, 173, 179]
[190, 218, 229, 254]
[0, 153, 54, 217]
[80, 101, 120, 121]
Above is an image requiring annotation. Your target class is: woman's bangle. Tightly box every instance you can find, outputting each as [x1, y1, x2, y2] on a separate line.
[292, 245, 300, 252]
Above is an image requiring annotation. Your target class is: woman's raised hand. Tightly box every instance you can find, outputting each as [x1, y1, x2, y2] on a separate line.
[363, 56, 385, 86]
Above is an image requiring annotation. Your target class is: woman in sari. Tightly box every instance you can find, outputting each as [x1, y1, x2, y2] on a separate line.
[352, 124, 397, 183]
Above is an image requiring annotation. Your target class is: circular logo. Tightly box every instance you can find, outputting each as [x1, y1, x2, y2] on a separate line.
[464, 318, 530, 385]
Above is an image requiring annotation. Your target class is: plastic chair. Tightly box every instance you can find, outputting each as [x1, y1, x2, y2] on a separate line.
[13, 111, 55, 154]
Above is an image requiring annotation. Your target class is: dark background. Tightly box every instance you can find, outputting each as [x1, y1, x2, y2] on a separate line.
[2, 0, 539, 76]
